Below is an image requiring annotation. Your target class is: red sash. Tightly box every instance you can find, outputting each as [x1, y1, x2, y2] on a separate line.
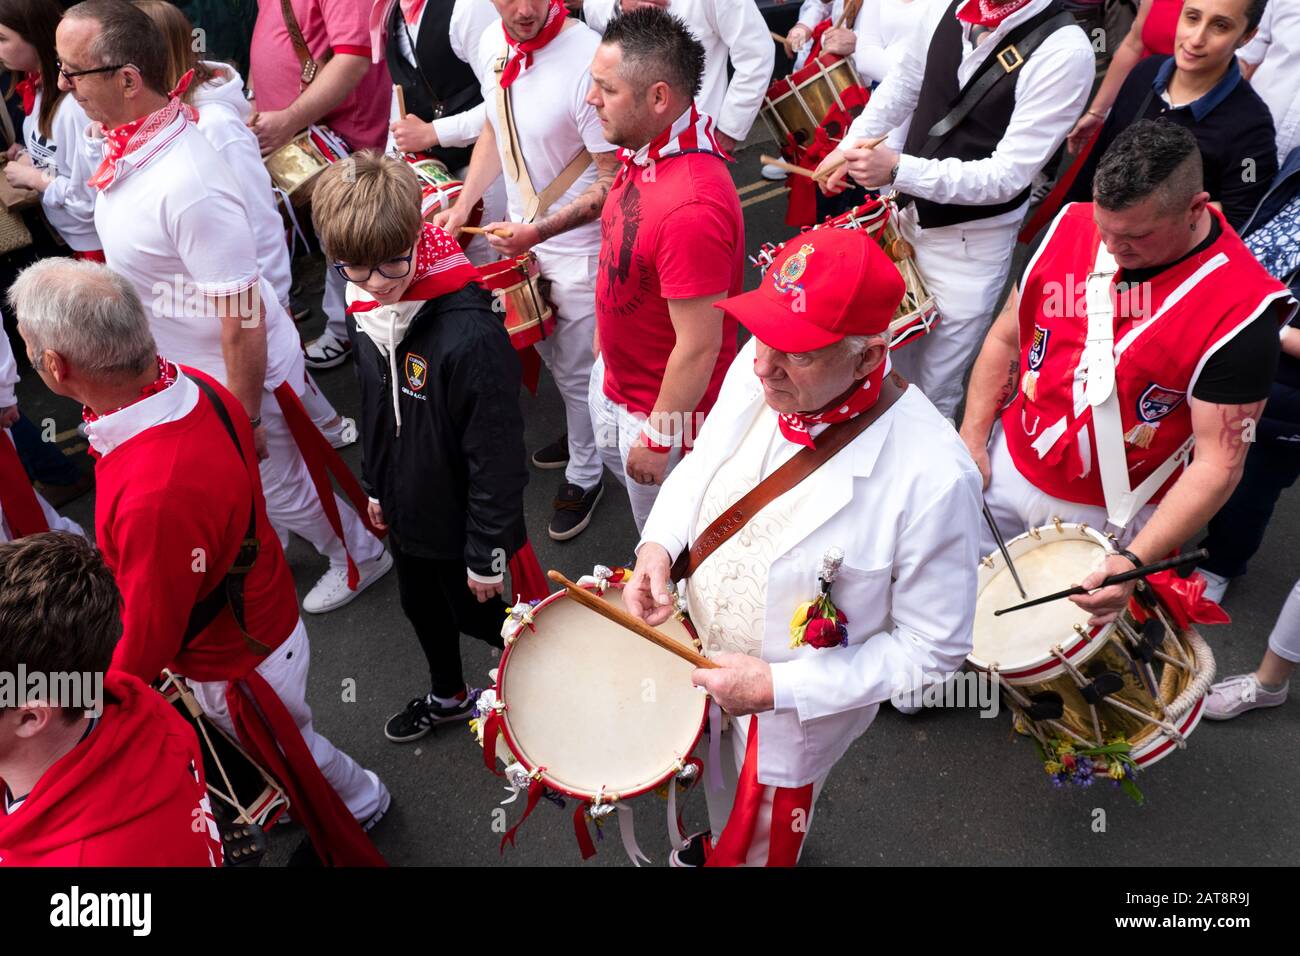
[0, 431, 48, 538]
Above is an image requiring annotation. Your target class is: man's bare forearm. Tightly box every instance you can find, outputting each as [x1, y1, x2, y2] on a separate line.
[959, 298, 1020, 445]
[220, 311, 268, 419]
[457, 121, 504, 212]
[649, 343, 720, 439]
[534, 153, 617, 242]
[282, 54, 371, 129]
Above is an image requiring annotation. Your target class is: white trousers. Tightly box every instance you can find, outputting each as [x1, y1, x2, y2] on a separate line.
[533, 247, 602, 489]
[297, 369, 342, 431]
[890, 204, 1019, 420]
[189, 618, 385, 822]
[0, 429, 84, 542]
[587, 355, 684, 534]
[981, 421, 1155, 557]
[321, 169, 507, 339]
[703, 714, 828, 866]
[259, 374, 384, 571]
[1267, 578, 1300, 664]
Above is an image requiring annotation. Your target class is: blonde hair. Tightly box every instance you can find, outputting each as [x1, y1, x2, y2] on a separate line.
[311, 151, 425, 266]
[132, 0, 216, 102]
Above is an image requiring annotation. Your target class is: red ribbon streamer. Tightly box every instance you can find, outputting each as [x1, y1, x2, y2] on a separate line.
[706, 719, 814, 867]
[482, 708, 505, 776]
[573, 803, 597, 859]
[273, 382, 385, 590]
[506, 539, 548, 603]
[500, 776, 544, 853]
[225, 669, 385, 866]
[0, 431, 48, 538]
[1018, 125, 1101, 244]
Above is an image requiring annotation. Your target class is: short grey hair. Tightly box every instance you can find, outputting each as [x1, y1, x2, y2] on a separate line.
[839, 331, 891, 356]
[9, 258, 156, 379]
[64, 0, 169, 95]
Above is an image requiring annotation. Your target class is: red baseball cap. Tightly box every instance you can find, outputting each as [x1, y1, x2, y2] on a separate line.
[715, 227, 906, 353]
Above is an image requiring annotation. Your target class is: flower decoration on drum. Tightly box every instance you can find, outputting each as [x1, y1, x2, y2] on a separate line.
[501, 598, 542, 644]
[1038, 737, 1143, 804]
[577, 564, 633, 594]
[789, 547, 850, 650]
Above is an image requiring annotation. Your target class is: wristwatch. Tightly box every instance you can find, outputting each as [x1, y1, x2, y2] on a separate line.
[888, 163, 900, 185]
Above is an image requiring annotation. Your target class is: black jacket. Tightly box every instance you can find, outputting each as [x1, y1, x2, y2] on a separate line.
[349, 284, 528, 574]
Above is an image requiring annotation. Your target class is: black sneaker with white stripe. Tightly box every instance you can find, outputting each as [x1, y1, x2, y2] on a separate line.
[383, 691, 477, 743]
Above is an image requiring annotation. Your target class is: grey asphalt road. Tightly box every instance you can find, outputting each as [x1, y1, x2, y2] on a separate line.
[12, 132, 1298, 868]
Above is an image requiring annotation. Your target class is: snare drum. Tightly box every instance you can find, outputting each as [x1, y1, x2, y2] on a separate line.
[760, 54, 867, 150]
[158, 671, 288, 860]
[750, 197, 938, 348]
[969, 521, 1215, 781]
[407, 156, 465, 220]
[264, 124, 351, 208]
[478, 252, 556, 350]
[474, 566, 706, 862]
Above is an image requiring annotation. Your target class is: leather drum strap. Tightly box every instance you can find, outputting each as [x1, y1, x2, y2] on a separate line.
[281, 0, 328, 86]
[491, 49, 592, 223]
[670, 375, 907, 582]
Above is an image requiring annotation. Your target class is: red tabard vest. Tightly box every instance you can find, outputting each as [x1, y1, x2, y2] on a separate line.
[1003, 203, 1293, 510]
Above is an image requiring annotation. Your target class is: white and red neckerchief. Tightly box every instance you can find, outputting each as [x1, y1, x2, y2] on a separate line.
[15, 71, 39, 115]
[613, 102, 730, 190]
[366, 0, 429, 63]
[956, 0, 1034, 27]
[775, 355, 891, 449]
[82, 355, 178, 425]
[347, 222, 481, 316]
[88, 69, 199, 191]
[499, 0, 566, 89]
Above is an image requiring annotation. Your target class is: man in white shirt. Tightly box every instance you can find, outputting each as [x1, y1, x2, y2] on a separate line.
[385, 0, 508, 266]
[436, 0, 620, 541]
[818, 0, 1094, 420]
[626, 228, 982, 866]
[59, 0, 390, 613]
[582, 0, 774, 152]
[1240, 0, 1300, 164]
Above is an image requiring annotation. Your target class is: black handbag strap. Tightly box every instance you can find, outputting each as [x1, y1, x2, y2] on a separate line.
[181, 375, 270, 656]
[917, 8, 1077, 159]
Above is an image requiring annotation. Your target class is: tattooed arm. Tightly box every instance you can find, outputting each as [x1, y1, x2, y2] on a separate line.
[485, 151, 620, 256]
[958, 285, 1021, 487]
[1072, 397, 1267, 626]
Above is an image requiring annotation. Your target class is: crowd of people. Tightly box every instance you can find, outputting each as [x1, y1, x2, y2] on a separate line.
[0, 0, 1297, 868]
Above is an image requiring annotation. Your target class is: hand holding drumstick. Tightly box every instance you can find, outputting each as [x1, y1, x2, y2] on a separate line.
[815, 133, 897, 195]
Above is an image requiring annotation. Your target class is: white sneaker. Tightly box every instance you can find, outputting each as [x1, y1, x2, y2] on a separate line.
[1198, 569, 1230, 605]
[761, 163, 789, 182]
[361, 773, 392, 832]
[304, 331, 352, 369]
[1204, 673, 1289, 720]
[319, 416, 357, 449]
[303, 549, 394, 614]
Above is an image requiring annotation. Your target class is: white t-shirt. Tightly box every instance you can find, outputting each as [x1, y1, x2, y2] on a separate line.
[93, 116, 300, 390]
[22, 91, 101, 251]
[191, 62, 293, 309]
[476, 19, 616, 257]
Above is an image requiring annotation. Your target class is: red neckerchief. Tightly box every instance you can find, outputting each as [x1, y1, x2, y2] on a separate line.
[775, 358, 889, 449]
[613, 103, 729, 190]
[81, 356, 178, 425]
[346, 223, 482, 314]
[15, 72, 40, 116]
[87, 69, 199, 191]
[499, 0, 566, 88]
[956, 0, 1034, 27]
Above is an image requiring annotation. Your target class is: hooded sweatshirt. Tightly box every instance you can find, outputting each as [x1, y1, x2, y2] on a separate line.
[22, 89, 102, 251]
[190, 61, 293, 308]
[0, 671, 222, 866]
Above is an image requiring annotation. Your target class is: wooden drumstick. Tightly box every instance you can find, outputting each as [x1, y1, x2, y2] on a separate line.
[770, 30, 787, 44]
[546, 570, 719, 670]
[459, 225, 515, 238]
[812, 133, 891, 182]
[759, 155, 821, 180]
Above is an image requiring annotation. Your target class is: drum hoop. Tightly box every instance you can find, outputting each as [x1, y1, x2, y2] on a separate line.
[968, 522, 1115, 680]
[494, 580, 707, 803]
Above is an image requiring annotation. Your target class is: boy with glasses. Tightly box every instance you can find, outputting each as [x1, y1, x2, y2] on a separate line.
[311, 151, 539, 743]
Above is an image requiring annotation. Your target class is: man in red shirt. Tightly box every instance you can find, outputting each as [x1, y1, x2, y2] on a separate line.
[960, 121, 1295, 626]
[10, 258, 388, 866]
[586, 6, 743, 530]
[0, 531, 222, 866]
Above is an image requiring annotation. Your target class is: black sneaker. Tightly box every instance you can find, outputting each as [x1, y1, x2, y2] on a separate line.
[531, 433, 570, 470]
[383, 692, 476, 743]
[549, 481, 603, 541]
[668, 831, 711, 868]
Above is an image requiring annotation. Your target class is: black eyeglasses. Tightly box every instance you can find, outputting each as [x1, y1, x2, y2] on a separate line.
[55, 59, 126, 84]
[332, 254, 415, 283]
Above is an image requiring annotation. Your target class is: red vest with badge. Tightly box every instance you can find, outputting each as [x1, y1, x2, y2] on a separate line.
[1004, 203, 1292, 511]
